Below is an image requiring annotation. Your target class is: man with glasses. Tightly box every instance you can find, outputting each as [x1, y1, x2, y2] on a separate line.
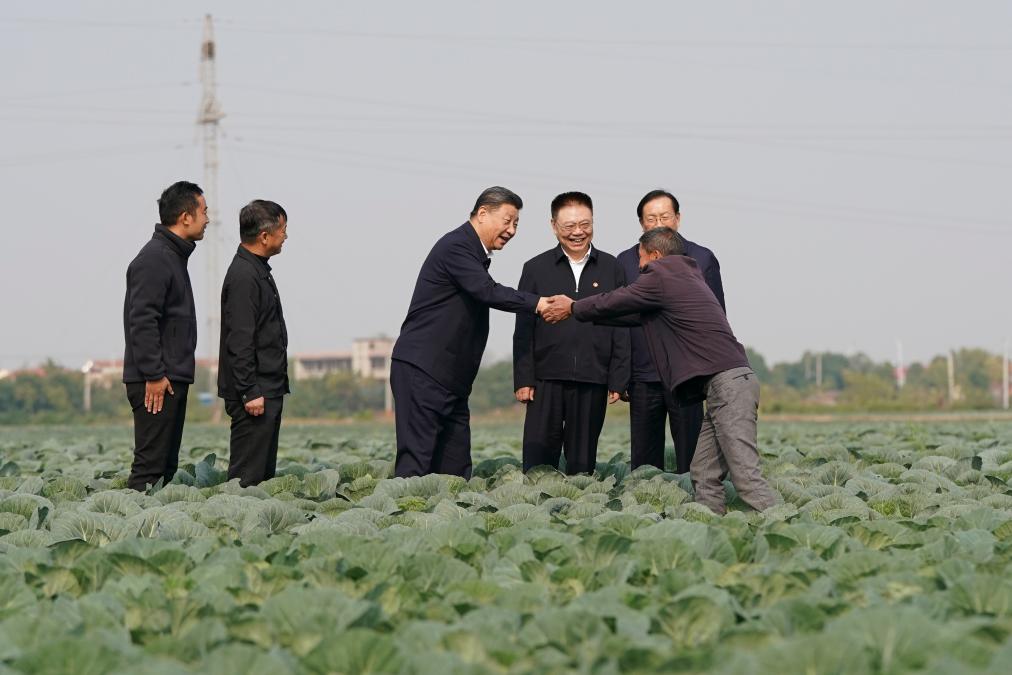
[513, 191, 629, 473]
[616, 189, 726, 474]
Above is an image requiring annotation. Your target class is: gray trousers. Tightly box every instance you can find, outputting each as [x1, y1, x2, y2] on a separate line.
[690, 367, 778, 515]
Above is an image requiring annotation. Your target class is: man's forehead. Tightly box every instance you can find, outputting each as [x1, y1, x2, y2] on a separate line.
[644, 196, 675, 211]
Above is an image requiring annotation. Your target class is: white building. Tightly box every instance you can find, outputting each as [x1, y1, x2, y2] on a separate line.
[292, 336, 393, 382]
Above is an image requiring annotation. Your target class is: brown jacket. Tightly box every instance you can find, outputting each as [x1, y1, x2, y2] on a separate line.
[572, 254, 749, 403]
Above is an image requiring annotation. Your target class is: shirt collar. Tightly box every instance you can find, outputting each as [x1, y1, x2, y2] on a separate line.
[555, 243, 595, 264]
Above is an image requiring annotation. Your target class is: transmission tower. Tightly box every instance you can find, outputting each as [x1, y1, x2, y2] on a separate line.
[198, 14, 225, 392]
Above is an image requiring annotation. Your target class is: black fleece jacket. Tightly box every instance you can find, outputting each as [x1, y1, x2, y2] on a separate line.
[122, 225, 198, 384]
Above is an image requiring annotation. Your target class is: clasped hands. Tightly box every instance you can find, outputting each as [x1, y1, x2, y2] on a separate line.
[535, 295, 574, 324]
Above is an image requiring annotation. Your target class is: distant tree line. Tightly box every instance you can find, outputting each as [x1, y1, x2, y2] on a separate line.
[0, 347, 1007, 423]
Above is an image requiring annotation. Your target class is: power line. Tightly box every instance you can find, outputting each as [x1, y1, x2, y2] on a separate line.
[0, 142, 191, 168]
[222, 136, 1010, 237]
[210, 20, 1012, 52]
[0, 81, 195, 103]
[0, 17, 198, 30]
[14, 100, 1012, 135]
[6, 16, 1008, 51]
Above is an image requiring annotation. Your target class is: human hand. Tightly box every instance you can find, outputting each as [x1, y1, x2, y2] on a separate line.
[536, 297, 552, 316]
[515, 387, 535, 403]
[608, 391, 621, 404]
[144, 377, 174, 414]
[541, 295, 574, 324]
[244, 396, 266, 416]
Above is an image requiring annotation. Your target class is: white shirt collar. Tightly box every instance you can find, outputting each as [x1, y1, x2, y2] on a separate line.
[566, 245, 592, 265]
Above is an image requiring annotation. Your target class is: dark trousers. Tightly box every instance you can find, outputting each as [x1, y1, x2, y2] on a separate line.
[628, 380, 703, 473]
[126, 381, 189, 491]
[391, 359, 472, 478]
[522, 380, 608, 474]
[225, 397, 284, 487]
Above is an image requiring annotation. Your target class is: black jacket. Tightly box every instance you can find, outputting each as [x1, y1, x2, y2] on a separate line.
[573, 255, 748, 405]
[122, 225, 197, 384]
[217, 246, 290, 402]
[513, 246, 630, 391]
[392, 222, 539, 397]
[617, 238, 725, 385]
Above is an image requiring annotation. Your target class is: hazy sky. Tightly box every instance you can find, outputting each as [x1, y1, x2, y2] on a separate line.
[2, 1, 1009, 375]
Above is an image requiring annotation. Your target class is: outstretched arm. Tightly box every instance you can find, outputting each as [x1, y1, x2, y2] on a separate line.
[572, 270, 663, 325]
[443, 239, 541, 314]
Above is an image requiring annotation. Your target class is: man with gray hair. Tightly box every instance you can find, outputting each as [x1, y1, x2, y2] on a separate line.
[391, 186, 554, 478]
[541, 227, 777, 515]
[218, 200, 290, 486]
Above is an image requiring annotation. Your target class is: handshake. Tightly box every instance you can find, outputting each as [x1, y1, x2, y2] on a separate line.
[535, 295, 575, 324]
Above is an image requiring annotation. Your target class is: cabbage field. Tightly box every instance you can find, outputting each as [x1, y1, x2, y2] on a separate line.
[1, 420, 1012, 674]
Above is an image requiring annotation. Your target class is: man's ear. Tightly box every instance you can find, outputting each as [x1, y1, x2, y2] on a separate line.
[672, 213, 682, 231]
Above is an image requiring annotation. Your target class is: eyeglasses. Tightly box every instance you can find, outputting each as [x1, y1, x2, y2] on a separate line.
[642, 212, 677, 226]
[555, 220, 593, 234]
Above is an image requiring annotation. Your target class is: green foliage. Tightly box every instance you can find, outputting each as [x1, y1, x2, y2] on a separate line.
[2, 344, 1009, 423]
[0, 421, 1010, 671]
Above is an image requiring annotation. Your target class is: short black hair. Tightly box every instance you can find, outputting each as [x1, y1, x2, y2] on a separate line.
[550, 191, 593, 220]
[636, 189, 680, 221]
[639, 226, 685, 257]
[158, 181, 203, 226]
[239, 200, 287, 243]
[470, 186, 523, 218]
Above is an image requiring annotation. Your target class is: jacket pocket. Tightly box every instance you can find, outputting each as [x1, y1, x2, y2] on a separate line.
[163, 317, 193, 361]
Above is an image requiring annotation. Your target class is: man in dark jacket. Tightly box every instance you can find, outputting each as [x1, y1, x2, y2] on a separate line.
[513, 191, 629, 473]
[616, 189, 726, 473]
[391, 186, 552, 479]
[542, 227, 777, 515]
[218, 200, 290, 486]
[122, 181, 207, 491]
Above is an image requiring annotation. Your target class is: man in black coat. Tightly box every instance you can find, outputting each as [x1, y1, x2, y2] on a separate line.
[218, 200, 290, 487]
[513, 191, 629, 474]
[616, 189, 726, 474]
[391, 186, 552, 478]
[122, 181, 207, 491]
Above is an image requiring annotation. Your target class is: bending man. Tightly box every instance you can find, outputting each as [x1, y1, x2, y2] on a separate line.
[542, 227, 777, 515]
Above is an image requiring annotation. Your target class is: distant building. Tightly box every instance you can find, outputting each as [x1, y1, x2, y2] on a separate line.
[351, 336, 393, 380]
[81, 359, 123, 388]
[292, 336, 393, 381]
[292, 352, 353, 380]
[79, 336, 395, 412]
